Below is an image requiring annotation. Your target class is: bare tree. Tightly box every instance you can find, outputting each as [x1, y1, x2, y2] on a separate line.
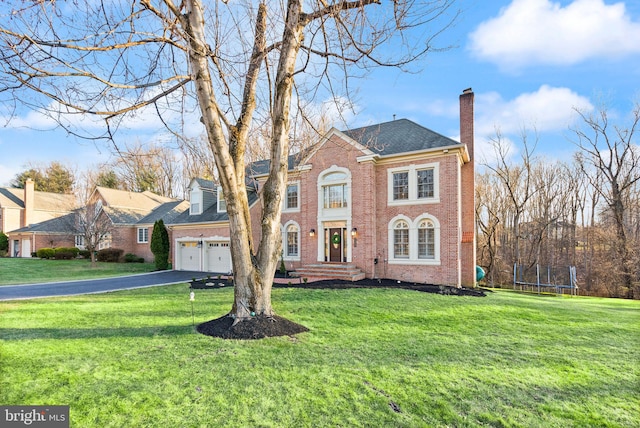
[0, 1, 458, 329]
[572, 103, 640, 298]
[482, 129, 537, 267]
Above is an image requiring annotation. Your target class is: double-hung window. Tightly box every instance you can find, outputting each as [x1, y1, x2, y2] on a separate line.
[388, 215, 440, 264]
[388, 163, 439, 205]
[393, 221, 410, 258]
[217, 187, 226, 213]
[284, 182, 300, 212]
[137, 227, 149, 243]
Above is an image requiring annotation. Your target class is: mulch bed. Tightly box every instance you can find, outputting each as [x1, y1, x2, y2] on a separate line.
[192, 277, 487, 340]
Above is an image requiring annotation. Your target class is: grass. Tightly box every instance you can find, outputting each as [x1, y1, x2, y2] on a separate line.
[0, 258, 156, 285]
[1, 284, 638, 427]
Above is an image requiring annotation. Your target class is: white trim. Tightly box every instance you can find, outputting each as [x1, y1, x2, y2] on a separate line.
[189, 187, 202, 215]
[387, 162, 440, 206]
[316, 166, 353, 262]
[387, 213, 441, 265]
[283, 181, 301, 213]
[217, 186, 226, 213]
[137, 227, 149, 244]
[282, 220, 301, 261]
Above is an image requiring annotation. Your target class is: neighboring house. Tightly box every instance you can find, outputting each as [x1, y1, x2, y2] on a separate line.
[8, 186, 188, 261]
[0, 179, 75, 257]
[168, 89, 476, 286]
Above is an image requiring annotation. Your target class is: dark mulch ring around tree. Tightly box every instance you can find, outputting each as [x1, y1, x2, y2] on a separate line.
[196, 314, 309, 340]
[192, 277, 488, 340]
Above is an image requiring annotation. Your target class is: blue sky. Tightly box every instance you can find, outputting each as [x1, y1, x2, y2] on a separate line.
[1, 0, 639, 186]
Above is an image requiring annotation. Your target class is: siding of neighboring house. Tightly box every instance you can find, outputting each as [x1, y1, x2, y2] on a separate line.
[6, 186, 188, 261]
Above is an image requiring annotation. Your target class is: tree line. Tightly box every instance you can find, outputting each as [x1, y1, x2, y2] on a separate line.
[476, 104, 640, 299]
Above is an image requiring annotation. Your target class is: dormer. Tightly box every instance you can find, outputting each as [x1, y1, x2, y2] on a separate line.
[189, 185, 203, 215]
[188, 178, 217, 216]
[217, 186, 226, 213]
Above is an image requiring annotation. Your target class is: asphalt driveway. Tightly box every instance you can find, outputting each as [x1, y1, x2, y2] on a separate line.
[0, 270, 210, 301]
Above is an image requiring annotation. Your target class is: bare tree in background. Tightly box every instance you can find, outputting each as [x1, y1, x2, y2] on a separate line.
[573, 103, 640, 299]
[0, 0, 458, 330]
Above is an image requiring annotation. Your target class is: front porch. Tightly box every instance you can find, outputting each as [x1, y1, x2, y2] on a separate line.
[289, 262, 366, 282]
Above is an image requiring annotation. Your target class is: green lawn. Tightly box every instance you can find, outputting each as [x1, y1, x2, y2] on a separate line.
[0, 258, 156, 285]
[1, 285, 638, 427]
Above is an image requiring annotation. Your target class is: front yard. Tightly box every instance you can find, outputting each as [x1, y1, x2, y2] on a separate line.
[0, 258, 156, 285]
[1, 281, 638, 427]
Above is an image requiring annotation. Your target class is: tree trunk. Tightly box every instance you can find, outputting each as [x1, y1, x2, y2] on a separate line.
[180, 0, 305, 321]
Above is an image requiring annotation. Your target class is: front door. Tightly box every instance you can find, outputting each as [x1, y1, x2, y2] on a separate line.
[328, 228, 343, 262]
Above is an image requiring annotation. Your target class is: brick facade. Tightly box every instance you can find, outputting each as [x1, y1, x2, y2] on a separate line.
[171, 89, 477, 286]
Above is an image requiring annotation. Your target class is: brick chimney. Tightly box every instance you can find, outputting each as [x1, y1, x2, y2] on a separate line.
[460, 87, 474, 159]
[459, 88, 476, 287]
[23, 178, 35, 228]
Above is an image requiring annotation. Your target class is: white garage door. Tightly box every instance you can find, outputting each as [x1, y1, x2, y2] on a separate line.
[179, 242, 201, 271]
[206, 242, 231, 273]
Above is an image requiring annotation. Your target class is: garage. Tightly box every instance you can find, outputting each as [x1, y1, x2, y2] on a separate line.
[205, 241, 232, 273]
[178, 241, 201, 271]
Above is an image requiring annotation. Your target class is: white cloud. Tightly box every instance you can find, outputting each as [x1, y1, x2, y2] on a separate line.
[475, 85, 593, 136]
[469, 0, 640, 69]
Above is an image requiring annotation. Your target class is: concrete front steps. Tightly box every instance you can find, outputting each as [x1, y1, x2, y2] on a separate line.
[291, 263, 366, 282]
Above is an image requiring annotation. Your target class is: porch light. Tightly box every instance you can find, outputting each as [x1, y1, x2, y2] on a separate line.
[197, 240, 203, 248]
[309, 229, 315, 237]
[351, 227, 357, 237]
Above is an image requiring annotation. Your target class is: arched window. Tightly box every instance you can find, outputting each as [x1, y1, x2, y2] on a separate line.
[319, 168, 351, 209]
[418, 219, 435, 259]
[282, 222, 300, 260]
[286, 224, 299, 257]
[393, 220, 410, 258]
[388, 214, 440, 264]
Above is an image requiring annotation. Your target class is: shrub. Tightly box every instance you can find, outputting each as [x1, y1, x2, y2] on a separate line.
[124, 253, 145, 263]
[36, 248, 56, 259]
[54, 248, 74, 260]
[150, 219, 170, 270]
[0, 231, 8, 254]
[79, 250, 91, 259]
[96, 248, 124, 262]
[53, 247, 80, 260]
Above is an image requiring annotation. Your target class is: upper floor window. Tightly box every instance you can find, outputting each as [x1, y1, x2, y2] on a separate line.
[417, 169, 434, 199]
[388, 163, 439, 206]
[217, 186, 226, 213]
[392, 172, 409, 200]
[284, 182, 300, 212]
[323, 184, 348, 209]
[318, 167, 351, 213]
[137, 227, 149, 243]
[190, 187, 202, 215]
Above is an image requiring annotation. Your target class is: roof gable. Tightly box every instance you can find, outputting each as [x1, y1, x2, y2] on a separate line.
[246, 119, 461, 177]
[342, 118, 460, 156]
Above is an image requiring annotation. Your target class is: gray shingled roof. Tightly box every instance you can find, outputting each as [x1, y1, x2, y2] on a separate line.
[247, 118, 458, 176]
[137, 200, 190, 225]
[11, 213, 75, 234]
[170, 189, 259, 225]
[343, 118, 459, 156]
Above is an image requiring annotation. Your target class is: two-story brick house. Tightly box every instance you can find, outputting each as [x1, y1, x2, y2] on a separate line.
[169, 89, 476, 286]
